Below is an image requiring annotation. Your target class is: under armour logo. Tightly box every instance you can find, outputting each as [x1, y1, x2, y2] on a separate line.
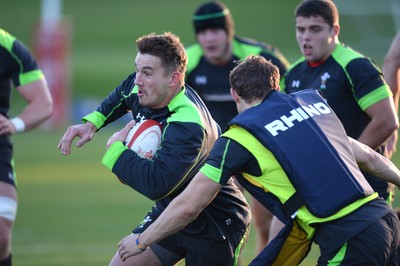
[195, 75, 207, 85]
[292, 80, 300, 88]
[225, 218, 231, 225]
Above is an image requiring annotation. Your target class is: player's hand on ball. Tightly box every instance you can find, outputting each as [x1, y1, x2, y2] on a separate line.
[118, 233, 143, 261]
[106, 120, 136, 150]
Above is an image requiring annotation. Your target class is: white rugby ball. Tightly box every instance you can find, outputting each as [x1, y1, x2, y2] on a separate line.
[125, 119, 162, 159]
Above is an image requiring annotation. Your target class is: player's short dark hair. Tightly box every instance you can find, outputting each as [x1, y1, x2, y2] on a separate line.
[295, 0, 339, 28]
[136, 32, 187, 84]
[229, 55, 280, 103]
[192, 1, 235, 39]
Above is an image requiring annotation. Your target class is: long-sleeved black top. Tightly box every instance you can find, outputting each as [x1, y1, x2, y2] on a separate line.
[87, 72, 251, 238]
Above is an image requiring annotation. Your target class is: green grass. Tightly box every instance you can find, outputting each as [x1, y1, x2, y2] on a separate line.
[2, 0, 399, 265]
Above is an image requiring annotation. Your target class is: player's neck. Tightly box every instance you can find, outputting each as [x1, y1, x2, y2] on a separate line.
[307, 60, 324, 67]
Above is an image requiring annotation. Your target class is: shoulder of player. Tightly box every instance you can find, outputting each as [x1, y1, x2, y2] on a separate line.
[330, 45, 383, 81]
[166, 87, 205, 126]
[0, 32, 33, 66]
[0, 28, 16, 51]
[332, 43, 375, 68]
[0, 30, 43, 84]
[186, 42, 202, 54]
[186, 43, 204, 74]
[233, 36, 288, 63]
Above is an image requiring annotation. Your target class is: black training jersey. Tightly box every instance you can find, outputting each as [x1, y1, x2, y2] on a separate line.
[0, 28, 45, 154]
[0, 28, 44, 118]
[89, 73, 251, 238]
[282, 43, 392, 198]
[282, 43, 391, 140]
[186, 36, 289, 129]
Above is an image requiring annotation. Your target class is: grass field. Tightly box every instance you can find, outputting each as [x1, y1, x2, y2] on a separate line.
[2, 0, 400, 265]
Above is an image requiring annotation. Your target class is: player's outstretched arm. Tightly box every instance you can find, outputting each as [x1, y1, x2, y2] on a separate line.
[383, 30, 400, 112]
[117, 172, 222, 261]
[349, 137, 400, 188]
[383, 31, 400, 158]
[57, 122, 97, 155]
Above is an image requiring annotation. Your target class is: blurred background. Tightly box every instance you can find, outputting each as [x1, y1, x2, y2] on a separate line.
[1, 0, 399, 265]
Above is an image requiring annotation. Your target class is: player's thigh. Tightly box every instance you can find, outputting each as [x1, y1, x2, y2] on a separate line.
[0, 142, 16, 188]
[150, 243, 183, 265]
[184, 228, 249, 266]
[109, 247, 167, 266]
[319, 213, 397, 265]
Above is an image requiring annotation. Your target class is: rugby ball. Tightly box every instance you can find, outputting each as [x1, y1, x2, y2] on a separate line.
[125, 119, 162, 159]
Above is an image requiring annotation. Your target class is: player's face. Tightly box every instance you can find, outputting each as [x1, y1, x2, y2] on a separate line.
[197, 28, 232, 65]
[295, 15, 338, 63]
[134, 53, 174, 109]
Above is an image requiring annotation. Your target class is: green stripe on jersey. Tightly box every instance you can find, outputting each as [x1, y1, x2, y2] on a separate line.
[232, 38, 262, 59]
[167, 88, 203, 126]
[332, 43, 363, 67]
[19, 70, 45, 85]
[358, 85, 392, 111]
[101, 141, 128, 170]
[82, 111, 107, 129]
[0, 28, 16, 50]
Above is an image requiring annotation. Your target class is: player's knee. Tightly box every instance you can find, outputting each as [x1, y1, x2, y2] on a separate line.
[0, 196, 17, 254]
[0, 226, 11, 255]
[0, 229, 11, 245]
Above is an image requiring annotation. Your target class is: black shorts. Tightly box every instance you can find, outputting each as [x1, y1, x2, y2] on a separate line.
[150, 227, 250, 266]
[0, 140, 16, 186]
[316, 200, 400, 265]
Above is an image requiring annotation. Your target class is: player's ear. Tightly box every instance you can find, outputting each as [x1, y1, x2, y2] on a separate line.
[332, 24, 340, 37]
[230, 88, 240, 103]
[169, 72, 181, 87]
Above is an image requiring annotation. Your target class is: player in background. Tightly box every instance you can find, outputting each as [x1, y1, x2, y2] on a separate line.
[383, 29, 400, 219]
[187, 1, 289, 130]
[114, 55, 400, 265]
[383, 30, 400, 159]
[186, 1, 290, 251]
[282, 0, 398, 203]
[0, 28, 53, 266]
[58, 32, 251, 266]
